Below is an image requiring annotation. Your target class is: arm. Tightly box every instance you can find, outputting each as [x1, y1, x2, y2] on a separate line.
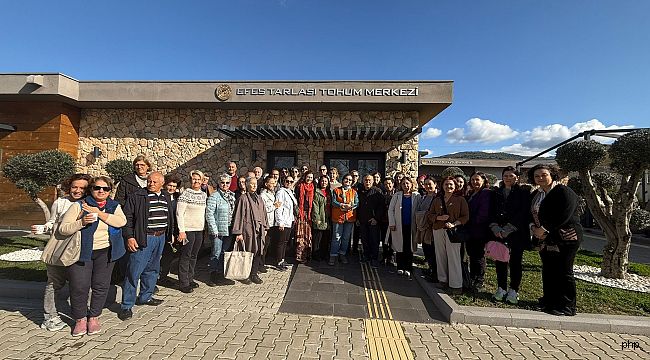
[176, 197, 188, 234]
[456, 197, 470, 226]
[205, 195, 218, 235]
[43, 199, 61, 232]
[58, 203, 83, 236]
[331, 190, 343, 208]
[311, 195, 322, 225]
[114, 181, 126, 207]
[350, 191, 359, 210]
[388, 194, 398, 228]
[122, 196, 136, 241]
[540, 186, 579, 232]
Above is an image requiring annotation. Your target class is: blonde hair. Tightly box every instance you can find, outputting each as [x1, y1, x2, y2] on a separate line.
[189, 170, 204, 181]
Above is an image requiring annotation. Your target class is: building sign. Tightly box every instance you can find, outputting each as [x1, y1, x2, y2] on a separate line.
[232, 87, 420, 97]
[421, 159, 474, 165]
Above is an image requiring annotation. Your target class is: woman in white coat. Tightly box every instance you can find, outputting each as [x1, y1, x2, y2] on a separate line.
[388, 177, 420, 279]
[273, 175, 297, 270]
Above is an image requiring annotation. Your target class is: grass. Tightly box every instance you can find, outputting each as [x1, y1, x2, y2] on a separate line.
[431, 249, 650, 316]
[0, 236, 48, 282]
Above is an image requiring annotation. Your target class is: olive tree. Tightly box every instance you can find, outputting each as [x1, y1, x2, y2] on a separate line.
[556, 129, 650, 278]
[2, 150, 76, 221]
[105, 159, 132, 183]
[441, 166, 465, 179]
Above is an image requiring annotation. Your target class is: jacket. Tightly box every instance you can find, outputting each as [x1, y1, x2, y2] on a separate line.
[428, 194, 469, 231]
[275, 187, 297, 227]
[467, 188, 492, 243]
[311, 189, 330, 230]
[332, 186, 358, 224]
[114, 173, 146, 207]
[356, 186, 384, 224]
[260, 188, 277, 228]
[388, 191, 420, 252]
[535, 184, 583, 245]
[206, 189, 235, 236]
[122, 188, 175, 247]
[489, 184, 532, 249]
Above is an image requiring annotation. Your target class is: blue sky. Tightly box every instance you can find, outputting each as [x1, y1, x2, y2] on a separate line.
[1, 1, 648, 156]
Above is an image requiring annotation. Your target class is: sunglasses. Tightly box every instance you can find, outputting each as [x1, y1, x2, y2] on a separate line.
[93, 186, 112, 192]
[286, 180, 295, 184]
[219, 181, 230, 184]
[343, 178, 352, 181]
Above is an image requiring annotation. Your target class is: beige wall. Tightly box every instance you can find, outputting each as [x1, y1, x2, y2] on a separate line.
[78, 108, 420, 180]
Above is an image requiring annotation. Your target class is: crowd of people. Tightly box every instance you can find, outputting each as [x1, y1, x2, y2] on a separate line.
[34, 155, 583, 337]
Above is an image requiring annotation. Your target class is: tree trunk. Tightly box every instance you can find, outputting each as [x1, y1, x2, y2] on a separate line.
[600, 209, 631, 279]
[34, 197, 51, 223]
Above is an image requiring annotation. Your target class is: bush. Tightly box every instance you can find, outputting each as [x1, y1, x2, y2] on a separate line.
[630, 208, 650, 233]
[556, 139, 608, 172]
[609, 129, 650, 175]
[441, 166, 465, 179]
[2, 150, 75, 199]
[105, 159, 132, 183]
[567, 177, 584, 196]
[485, 173, 498, 186]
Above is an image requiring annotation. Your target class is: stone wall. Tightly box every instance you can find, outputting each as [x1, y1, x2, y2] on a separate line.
[78, 108, 419, 180]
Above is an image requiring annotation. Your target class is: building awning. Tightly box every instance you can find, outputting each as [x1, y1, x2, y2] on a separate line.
[215, 125, 421, 140]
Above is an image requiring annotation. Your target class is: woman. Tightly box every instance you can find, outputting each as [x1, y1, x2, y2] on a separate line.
[59, 176, 127, 336]
[235, 175, 247, 200]
[416, 177, 438, 282]
[273, 175, 297, 270]
[393, 171, 405, 186]
[35, 173, 91, 332]
[158, 174, 182, 287]
[311, 176, 331, 261]
[176, 170, 207, 294]
[205, 174, 237, 286]
[388, 177, 420, 279]
[295, 171, 315, 263]
[231, 177, 270, 284]
[490, 166, 532, 304]
[529, 164, 582, 316]
[381, 177, 396, 267]
[466, 172, 492, 292]
[428, 177, 469, 294]
[290, 167, 301, 189]
[329, 167, 342, 189]
[454, 174, 468, 197]
[260, 175, 281, 271]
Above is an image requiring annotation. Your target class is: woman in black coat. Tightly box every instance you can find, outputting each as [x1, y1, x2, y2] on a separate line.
[489, 166, 532, 304]
[529, 164, 583, 316]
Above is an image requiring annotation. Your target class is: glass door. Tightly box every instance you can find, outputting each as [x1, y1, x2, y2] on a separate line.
[323, 152, 386, 178]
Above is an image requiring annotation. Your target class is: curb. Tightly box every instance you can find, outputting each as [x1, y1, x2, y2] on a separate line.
[0, 279, 124, 304]
[412, 268, 650, 336]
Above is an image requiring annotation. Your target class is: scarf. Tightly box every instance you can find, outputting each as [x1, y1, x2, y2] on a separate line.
[79, 195, 120, 262]
[298, 182, 315, 221]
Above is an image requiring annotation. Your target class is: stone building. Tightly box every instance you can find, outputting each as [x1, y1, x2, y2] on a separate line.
[0, 74, 452, 227]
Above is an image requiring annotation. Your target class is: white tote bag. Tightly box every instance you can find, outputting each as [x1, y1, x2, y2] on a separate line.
[224, 239, 254, 280]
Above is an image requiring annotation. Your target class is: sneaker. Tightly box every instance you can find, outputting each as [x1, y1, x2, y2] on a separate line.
[404, 270, 412, 280]
[328, 256, 336, 266]
[397, 270, 404, 275]
[87, 317, 101, 335]
[505, 289, 518, 305]
[41, 316, 66, 332]
[339, 255, 349, 264]
[72, 318, 87, 337]
[493, 287, 507, 302]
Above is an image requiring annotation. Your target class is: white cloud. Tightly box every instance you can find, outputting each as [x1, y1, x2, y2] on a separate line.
[421, 127, 442, 139]
[446, 118, 519, 144]
[421, 148, 434, 157]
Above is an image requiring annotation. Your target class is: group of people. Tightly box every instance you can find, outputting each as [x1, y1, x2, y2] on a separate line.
[33, 155, 583, 338]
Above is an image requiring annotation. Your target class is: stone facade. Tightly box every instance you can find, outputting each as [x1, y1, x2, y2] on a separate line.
[78, 108, 420, 179]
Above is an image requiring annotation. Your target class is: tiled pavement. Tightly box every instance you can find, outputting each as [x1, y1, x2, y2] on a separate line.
[0, 257, 648, 359]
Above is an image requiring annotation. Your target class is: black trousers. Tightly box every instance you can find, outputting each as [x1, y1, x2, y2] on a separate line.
[381, 222, 393, 262]
[251, 254, 263, 276]
[68, 247, 115, 320]
[395, 223, 413, 271]
[495, 245, 524, 291]
[540, 241, 579, 313]
[178, 231, 204, 287]
[359, 223, 380, 261]
[466, 239, 486, 285]
[422, 242, 437, 280]
[273, 226, 292, 264]
[312, 228, 331, 260]
[159, 239, 179, 279]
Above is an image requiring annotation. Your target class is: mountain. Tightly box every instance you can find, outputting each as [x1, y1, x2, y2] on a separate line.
[437, 151, 528, 160]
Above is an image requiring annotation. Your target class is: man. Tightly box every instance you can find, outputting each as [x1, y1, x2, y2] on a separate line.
[330, 174, 358, 265]
[269, 168, 281, 192]
[357, 175, 384, 267]
[119, 172, 175, 321]
[227, 161, 238, 193]
[115, 155, 151, 207]
[318, 165, 328, 179]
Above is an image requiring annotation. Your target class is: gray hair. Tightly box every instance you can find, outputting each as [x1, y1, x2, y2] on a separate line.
[219, 173, 231, 183]
[245, 176, 258, 186]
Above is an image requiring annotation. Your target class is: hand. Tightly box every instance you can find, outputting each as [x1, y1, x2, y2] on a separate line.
[81, 203, 99, 214]
[437, 215, 450, 221]
[532, 226, 546, 238]
[178, 232, 187, 242]
[494, 232, 503, 239]
[127, 238, 139, 252]
[316, 221, 321, 225]
[444, 222, 455, 229]
[369, 218, 378, 226]
[236, 235, 244, 242]
[274, 201, 282, 208]
[81, 214, 96, 225]
[389, 225, 396, 231]
[279, 226, 284, 231]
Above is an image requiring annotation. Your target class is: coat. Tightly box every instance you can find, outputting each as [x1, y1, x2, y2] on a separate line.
[205, 189, 235, 236]
[114, 173, 146, 207]
[274, 187, 297, 228]
[388, 191, 420, 253]
[231, 193, 269, 255]
[428, 194, 470, 230]
[535, 184, 583, 245]
[415, 194, 435, 245]
[311, 190, 330, 230]
[356, 186, 384, 224]
[122, 189, 175, 248]
[489, 184, 532, 249]
[467, 188, 492, 243]
[260, 188, 277, 228]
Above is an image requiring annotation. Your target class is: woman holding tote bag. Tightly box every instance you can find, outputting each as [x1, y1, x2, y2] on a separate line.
[37, 174, 91, 332]
[59, 176, 127, 337]
[388, 177, 420, 279]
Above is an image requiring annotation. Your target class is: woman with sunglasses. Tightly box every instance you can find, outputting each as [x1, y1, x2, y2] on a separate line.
[273, 176, 297, 270]
[59, 176, 127, 336]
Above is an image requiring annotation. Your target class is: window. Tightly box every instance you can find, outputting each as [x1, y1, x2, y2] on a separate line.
[266, 151, 297, 172]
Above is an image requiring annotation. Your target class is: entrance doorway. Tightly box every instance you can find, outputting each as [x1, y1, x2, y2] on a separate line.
[324, 152, 386, 178]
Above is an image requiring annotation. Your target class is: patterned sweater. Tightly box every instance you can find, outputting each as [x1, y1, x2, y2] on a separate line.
[176, 188, 207, 232]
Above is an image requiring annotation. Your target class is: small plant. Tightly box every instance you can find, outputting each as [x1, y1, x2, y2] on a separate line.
[105, 159, 133, 183]
[630, 208, 650, 234]
[441, 166, 465, 179]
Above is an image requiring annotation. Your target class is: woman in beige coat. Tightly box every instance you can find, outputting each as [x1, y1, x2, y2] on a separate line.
[388, 177, 420, 279]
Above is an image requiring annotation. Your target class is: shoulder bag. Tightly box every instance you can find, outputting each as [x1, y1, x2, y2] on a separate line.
[441, 198, 469, 244]
[41, 202, 84, 266]
[224, 238, 254, 280]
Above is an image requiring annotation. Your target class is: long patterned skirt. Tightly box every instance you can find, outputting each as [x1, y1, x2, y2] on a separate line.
[295, 218, 313, 263]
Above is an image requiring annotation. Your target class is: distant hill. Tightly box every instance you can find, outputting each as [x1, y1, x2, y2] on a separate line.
[437, 151, 528, 160]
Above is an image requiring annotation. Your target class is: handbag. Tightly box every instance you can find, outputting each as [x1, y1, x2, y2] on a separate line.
[224, 238, 254, 280]
[41, 223, 82, 266]
[440, 198, 468, 243]
[485, 240, 510, 262]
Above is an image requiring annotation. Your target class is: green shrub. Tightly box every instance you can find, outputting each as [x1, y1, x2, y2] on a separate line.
[2, 150, 75, 199]
[556, 139, 607, 172]
[630, 208, 650, 233]
[105, 159, 133, 183]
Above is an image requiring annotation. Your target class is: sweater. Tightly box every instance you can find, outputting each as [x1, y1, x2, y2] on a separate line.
[43, 197, 76, 233]
[176, 188, 207, 232]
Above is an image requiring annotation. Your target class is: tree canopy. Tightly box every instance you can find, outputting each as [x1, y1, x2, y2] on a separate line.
[2, 150, 75, 200]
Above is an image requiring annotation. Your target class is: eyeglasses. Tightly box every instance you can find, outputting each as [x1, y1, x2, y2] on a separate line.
[285, 180, 294, 184]
[134, 163, 148, 167]
[219, 181, 230, 184]
[343, 178, 352, 182]
[352, 174, 359, 177]
[93, 186, 112, 192]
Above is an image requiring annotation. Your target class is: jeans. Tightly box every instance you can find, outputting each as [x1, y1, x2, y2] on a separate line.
[121, 234, 165, 310]
[178, 231, 204, 287]
[359, 223, 380, 261]
[466, 239, 487, 286]
[209, 235, 232, 274]
[331, 222, 354, 257]
[68, 248, 114, 320]
[43, 265, 67, 320]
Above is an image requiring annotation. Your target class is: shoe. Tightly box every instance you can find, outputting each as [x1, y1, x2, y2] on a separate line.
[561, 308, 577, 316]
[72, 318, 87, 337]
[179, 286, 194, 294]
[328, 256, 336, 266]
[258, 266, 268, 273]
[87, 317, 101, 335]
[157, 276, 175, 287]
[493, 287, 507, 302]
[404, 271, 412, 280]
[397, 270, 404, 275]
[153, 286, 160, 294]
[339, 255, 349, 264]
[370, 260, 379, 268]
[136, 297, 164, 306]
[544, 308, 564, 316]
[434, 282, 448, 289]
[41, 316, 67, 332]
[241, 278, 252, 285]
[118, 309, 133, 321]
[447, 287, 463, 295]
[216, 276, 236, 286]
[207, 271, 218, 287]
[505, 289, 518, 305]
[190, 281, 199, 289]
[250, 275, 263, 284]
